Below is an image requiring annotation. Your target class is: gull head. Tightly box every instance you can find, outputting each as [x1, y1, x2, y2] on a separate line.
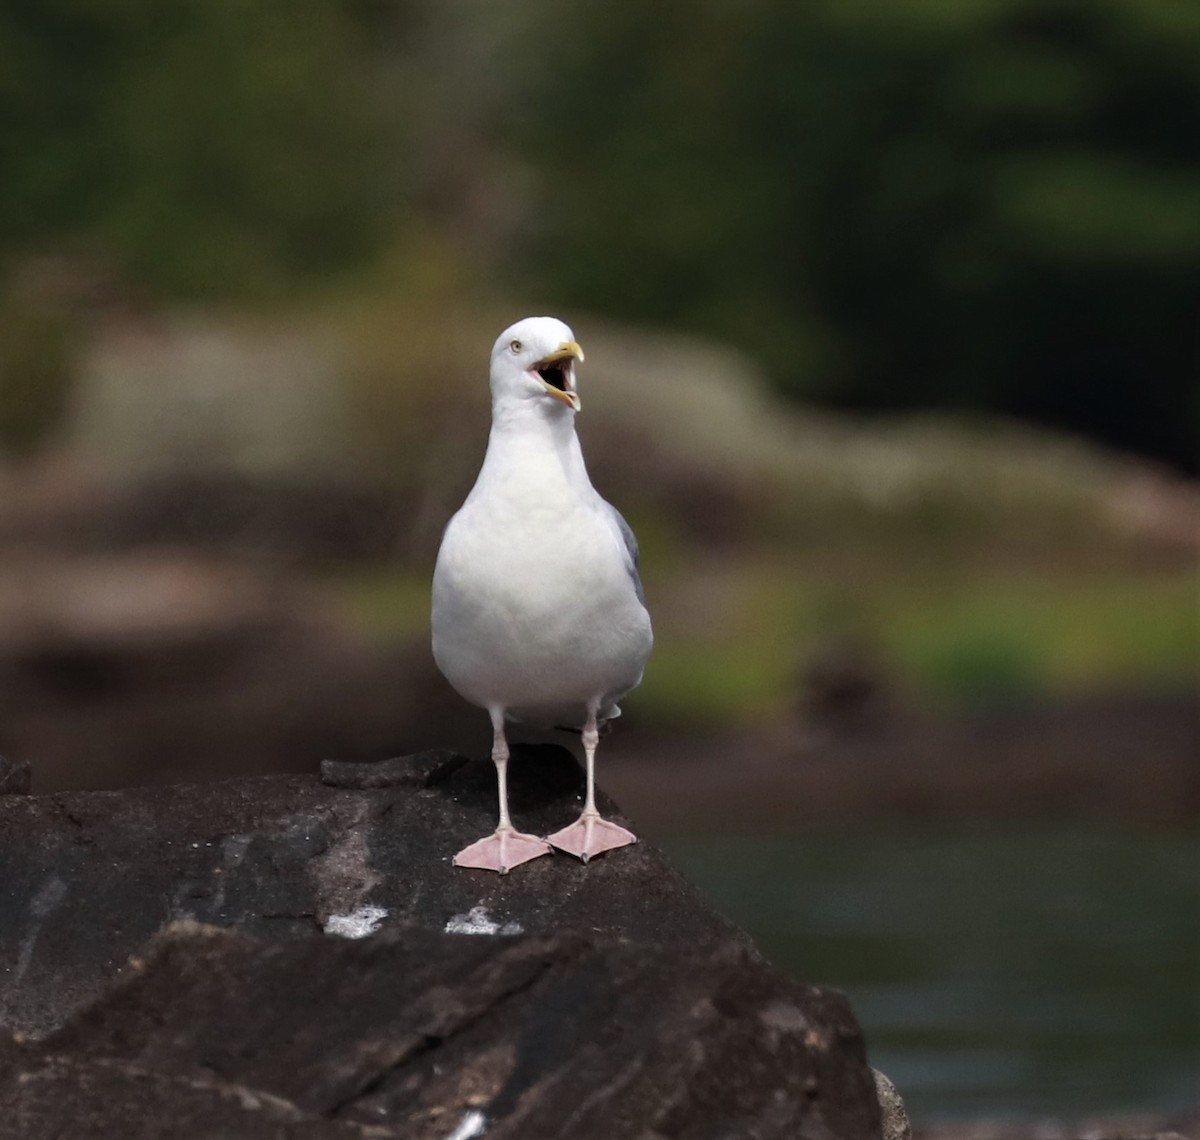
[490, 316, 584, 413]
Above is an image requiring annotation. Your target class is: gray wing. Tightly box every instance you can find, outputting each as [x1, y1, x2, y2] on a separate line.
[605, 501, 646, 605]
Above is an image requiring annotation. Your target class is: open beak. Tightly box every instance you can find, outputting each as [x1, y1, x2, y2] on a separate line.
[532, 341, 584, 411]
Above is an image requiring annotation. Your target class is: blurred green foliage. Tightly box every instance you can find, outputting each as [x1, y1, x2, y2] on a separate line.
[0, 0, 390, 296]
[506, 0, 1200, 470]
[0, 0, 1196, 465]
[0, 281, 75, 453]
[325, 563, 1198, 723]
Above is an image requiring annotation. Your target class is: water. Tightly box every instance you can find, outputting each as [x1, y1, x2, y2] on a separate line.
[659, 825, 1199, 1122]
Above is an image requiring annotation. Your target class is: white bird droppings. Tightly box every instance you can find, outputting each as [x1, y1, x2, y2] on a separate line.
[445, 1109, 487, 1140]
[323, 904, 388, 939]
[759, 1000, 811, 1033]
[444, 905, 522, 936]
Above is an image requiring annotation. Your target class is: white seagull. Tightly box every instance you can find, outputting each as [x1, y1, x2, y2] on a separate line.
[432, 316, 653, 873]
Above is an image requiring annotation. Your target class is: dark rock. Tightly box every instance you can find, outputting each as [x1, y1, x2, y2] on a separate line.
[0, 747, 742, 1038]
[0, 1050, 379, 1139]
[0, 756, 30, 795]
[320, 748, 468, 790]
[0, 920, 878, 1139]
[0, 749, 883, 1138]
[872, 1069, 911, 1140]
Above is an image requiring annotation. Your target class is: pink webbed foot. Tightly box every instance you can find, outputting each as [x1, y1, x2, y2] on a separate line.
[547, 813, 637, 863]
[453, 828, 552, 874]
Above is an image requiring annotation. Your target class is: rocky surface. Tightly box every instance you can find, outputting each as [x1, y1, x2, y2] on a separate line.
[1, 921, 875, 1139]
[0, 746, 883, 1138]
[0, 757, 30, 796]
[875, 1069, 912, 1140]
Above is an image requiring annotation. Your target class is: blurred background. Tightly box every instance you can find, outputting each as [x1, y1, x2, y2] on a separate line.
[0, 0, 1196, 1127]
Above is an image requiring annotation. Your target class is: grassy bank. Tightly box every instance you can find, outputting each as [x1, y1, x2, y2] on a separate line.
[322, 560, 1197, 727]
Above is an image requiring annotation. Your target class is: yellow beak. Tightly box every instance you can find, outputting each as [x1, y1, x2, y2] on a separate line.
[537, 341, 585, 366]
[534, 341, 584, 410]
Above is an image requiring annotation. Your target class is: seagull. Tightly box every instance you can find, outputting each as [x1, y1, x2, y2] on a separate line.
[432, 316, 653, 873]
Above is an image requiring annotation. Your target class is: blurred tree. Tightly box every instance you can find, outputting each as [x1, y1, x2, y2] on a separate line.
[1, 0, 1195, 469]
[503, 0, 1200, 471]
[0, 0, 391, 297]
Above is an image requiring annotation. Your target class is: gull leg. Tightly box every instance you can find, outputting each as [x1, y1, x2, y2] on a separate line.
[547, 706, 637, 863]
[453, 708, 551, 874]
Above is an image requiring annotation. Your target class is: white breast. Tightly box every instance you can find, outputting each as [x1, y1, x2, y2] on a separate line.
[431, 470, 651, 726]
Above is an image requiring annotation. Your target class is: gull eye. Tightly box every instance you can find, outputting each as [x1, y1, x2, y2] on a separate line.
[509, 339, 522, 353]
